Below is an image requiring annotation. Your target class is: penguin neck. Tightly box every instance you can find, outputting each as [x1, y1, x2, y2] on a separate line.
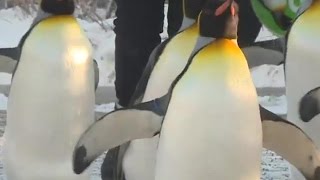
[231, 39, 238, 45]
[197, 34, 238, 46]
[190, 36, 215, 55]
[178, 16, 196, 32]
[31, 9, 74, 27]
[32, 9, 52, 26]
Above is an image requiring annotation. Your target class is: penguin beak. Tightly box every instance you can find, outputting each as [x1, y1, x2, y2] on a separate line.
[215, 0, 235, 16]
[231, 2, 236, 16]
[215, 0, 230, 16]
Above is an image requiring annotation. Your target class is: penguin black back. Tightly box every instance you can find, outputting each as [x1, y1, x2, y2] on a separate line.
[41, 0, 75, 15]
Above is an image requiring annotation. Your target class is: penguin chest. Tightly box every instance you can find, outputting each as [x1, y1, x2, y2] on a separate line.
[4, 16, 94, 176]
[155, 40, 262, 180]
[285, 2, 320, 146]
[143, 25, 198, 101]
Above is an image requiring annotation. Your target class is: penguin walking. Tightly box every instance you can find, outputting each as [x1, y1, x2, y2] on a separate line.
[3, 0, 94, 179]
[251, 0, 320, 179]
[152, 1, 262, 178]
[106, 0, 208, 180]
[285, 0, 320, 178]
[285, 0, 320, 144]
[74, 0, 264, 179]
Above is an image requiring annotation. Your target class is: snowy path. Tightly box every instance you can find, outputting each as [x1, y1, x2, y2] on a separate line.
[0, 109, 301, 180]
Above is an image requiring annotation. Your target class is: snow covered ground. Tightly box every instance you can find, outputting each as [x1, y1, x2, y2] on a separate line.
[0, 6, 303, 180]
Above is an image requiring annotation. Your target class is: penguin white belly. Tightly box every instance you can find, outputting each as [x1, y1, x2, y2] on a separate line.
[3, 16, 94, 180]
[122, 25, 198, 180]
[286, 4, 320, 147]
[154, 40, 262, 180]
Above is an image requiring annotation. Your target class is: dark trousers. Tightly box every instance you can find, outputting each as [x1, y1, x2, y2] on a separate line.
[114, 0, 182, 107]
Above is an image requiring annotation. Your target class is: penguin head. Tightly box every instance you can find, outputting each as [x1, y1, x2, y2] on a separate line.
[199, 0, 239, 39]
[184, 0, 207, 19]
[41, 0, 75, 15]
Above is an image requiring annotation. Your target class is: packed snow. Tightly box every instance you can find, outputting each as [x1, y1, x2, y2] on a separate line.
[251, 64, 285, 88]
[0, 5, 300, 180]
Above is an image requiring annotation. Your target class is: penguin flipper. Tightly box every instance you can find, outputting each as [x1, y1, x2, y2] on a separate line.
[260, 106, 320, 180]
[299, 87, 320, 122]
[250, 38, 286, 53]
[130, 38, 172, 104]
[0, 47, 20, 74]
[93, 59, 99, 91]
[73, 95, 169, 174]
[243, 46, 284, 68]
[0, 47, 20, 61]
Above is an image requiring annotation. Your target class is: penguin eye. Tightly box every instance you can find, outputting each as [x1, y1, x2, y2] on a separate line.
[214, 0, 231, 16]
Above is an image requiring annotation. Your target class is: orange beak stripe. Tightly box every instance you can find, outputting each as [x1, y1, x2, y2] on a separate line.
[214, 0, 232, 16]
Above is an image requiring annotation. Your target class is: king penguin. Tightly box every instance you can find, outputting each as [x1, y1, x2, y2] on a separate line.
[284, 0, 320, 177]
[106, 1, 208, 180]
[3, 0, 95, 179]
[251, 0, 320, 179]
[73, 0, 264, 179]
[129, 0, 207, 105]
[152, 1, 262, 178]
[285, 0, 320, 144]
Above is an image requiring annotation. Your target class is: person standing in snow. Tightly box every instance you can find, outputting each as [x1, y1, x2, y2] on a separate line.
[113, 0, 182, 109]
[100, 0, 262, 180]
